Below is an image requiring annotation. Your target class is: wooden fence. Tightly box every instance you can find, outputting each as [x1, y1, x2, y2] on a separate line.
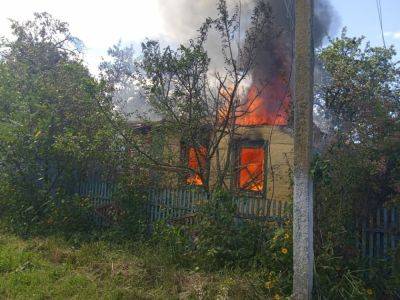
[77, 181, 399, 258]
[77, 181, 115, 207]
[147, 187, 288, 223]
[360, 206, 400, 260]
[77, 181, 116, 226]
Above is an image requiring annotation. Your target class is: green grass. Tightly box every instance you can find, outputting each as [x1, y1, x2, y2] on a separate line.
[0, 230, 265, 299]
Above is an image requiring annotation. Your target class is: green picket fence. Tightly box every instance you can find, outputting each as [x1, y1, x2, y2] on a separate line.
[147, 187, 289, 224]
[147, 187, 203, 224]
[360, 206, 400, 260]
[77, 181, 116, 226]
[77, 182, 288, 224]
[77, 180, 115, 206]
[76, 180, 400, 258]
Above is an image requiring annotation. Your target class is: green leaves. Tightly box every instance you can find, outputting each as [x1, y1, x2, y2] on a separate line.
[0, 13, 124, 233]
[313, 31, 400, 298]
[317, 29, 400, 142]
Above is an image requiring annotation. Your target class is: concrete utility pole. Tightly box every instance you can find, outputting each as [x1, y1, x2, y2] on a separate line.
[293, 0, 314, 299]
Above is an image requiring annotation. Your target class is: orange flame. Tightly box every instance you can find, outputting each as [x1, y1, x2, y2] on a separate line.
[187, 146, 207, 185]
[239, 147, 264, 192]
[236, 77, 290, 126]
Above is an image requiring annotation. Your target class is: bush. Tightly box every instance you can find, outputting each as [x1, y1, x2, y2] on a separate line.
[312, 152, 400, 298]
[0, 177, 94, 236]
[192, 190, 266, 270]
[147, 190, 294, 296]
[149, 221, 192, 266]
[112, 176, 149, 238]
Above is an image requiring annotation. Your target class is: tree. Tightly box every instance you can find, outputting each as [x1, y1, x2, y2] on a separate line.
[0, 13, 123, 230]
[312, 31, 400, 298]
[102, 0, 275, 195]
[315, 30, 400, 213]
[317, 30, 400, 142]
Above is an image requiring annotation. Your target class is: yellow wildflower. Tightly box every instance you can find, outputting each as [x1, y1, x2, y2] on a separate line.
[281, 247, 288, 254]
[366, 289, 373, 296]
[273, 294, 281, 300]
[265, 281, 273, 289]
[284, 233, 290, 239]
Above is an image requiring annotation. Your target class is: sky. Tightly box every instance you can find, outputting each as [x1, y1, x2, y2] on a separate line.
[0, 0, 399, 75]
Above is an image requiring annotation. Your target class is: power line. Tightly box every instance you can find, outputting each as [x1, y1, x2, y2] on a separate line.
[376, 0, 386, 48]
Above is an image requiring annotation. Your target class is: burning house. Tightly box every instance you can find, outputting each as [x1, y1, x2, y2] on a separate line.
[138, 69, 295, 205]
[125, 0, 334, 207]
[209, 76, 294, 203]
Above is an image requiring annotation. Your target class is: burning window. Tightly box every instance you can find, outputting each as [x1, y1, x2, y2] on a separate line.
[187, 146, 207, 185]
[238, 146, 265, 192]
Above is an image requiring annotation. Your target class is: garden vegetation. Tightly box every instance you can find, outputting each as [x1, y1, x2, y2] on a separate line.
[0, 2, 399, 299]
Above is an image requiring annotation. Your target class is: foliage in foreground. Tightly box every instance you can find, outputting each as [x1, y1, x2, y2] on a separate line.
[0, 13, 129, 234]
[0, 227, 275, 300]
[149, 191, 399, 299]
[0, 9, 399, 300]
[149, 190, 293, 298]
[312, 30, 400, 299]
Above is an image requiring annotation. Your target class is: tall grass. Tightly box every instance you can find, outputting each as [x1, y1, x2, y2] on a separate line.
[0, 229, 266, 299]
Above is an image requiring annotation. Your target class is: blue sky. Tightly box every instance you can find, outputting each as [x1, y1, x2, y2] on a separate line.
[1, 0, 399, 74]
[332, 0, 400, 51]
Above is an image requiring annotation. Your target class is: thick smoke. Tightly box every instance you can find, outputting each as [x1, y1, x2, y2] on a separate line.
[125, 0, 337, 123]
[158, 0, 336, 74]
[254, 0, 335, 77]
[244, 0, 336, 126]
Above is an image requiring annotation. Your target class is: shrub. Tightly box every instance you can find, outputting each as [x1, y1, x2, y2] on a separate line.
[159, 190, 293, 295]
[192, 190, 266, 270]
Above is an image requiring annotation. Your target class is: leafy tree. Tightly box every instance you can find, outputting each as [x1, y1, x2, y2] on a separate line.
[315, 30, 400, 214]
[0, 13, 123, 232]
[313, 31, 400, 298]
[317, 29, 400, 142]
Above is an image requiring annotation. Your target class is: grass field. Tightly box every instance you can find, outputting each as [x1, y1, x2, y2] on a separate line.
[0, 229, 266, 299]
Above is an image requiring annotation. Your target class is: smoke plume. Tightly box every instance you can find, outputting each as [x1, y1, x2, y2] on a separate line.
[155, 0, 337, 126]
[158, 0, 336, 71]
[124, 0, 337, 124]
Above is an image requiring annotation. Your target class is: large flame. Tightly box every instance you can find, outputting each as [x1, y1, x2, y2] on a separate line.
[187, 146, 207, 185]
[239, 147, 264, 192]
[236, 76, 290, 126]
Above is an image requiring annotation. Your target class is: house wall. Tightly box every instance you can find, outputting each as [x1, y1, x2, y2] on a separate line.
[264, 126, 294, 204]
[209, 125, 293, 204]
[147, 124, 294, 205]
